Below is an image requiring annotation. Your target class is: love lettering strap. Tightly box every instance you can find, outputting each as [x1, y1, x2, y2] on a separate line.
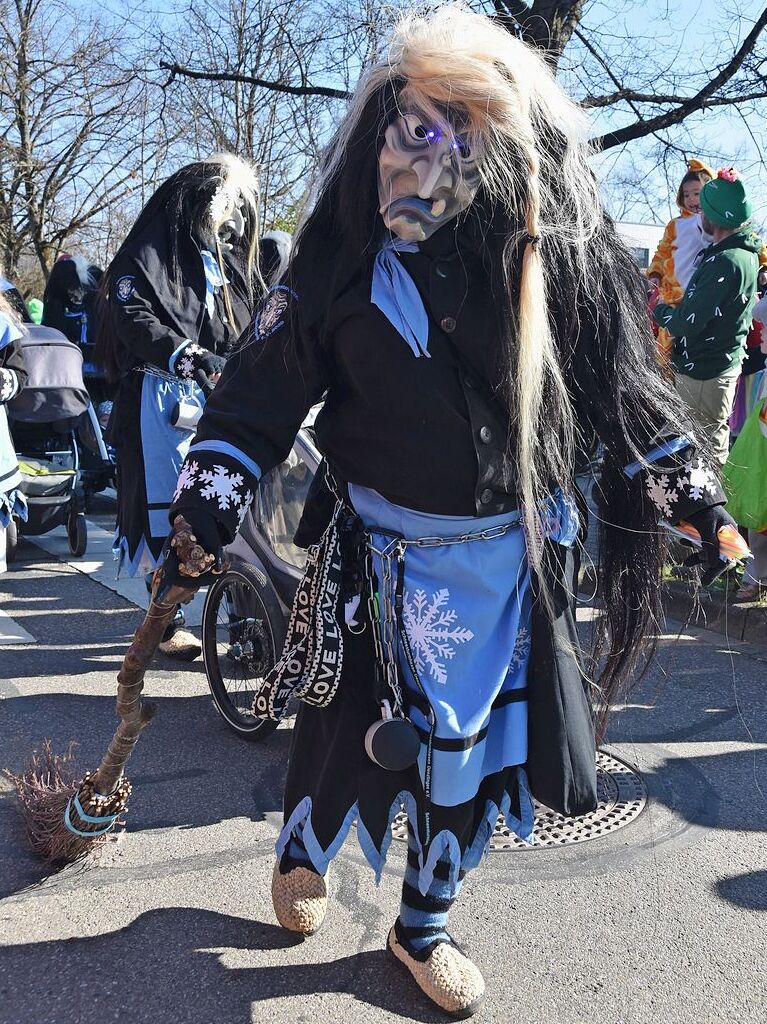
[252, 501, 347, 721]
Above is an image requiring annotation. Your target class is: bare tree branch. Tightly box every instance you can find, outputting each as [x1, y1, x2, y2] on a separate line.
[159, 60, 351, 101]
[583, 89, 767, 110]
[593, 4, 767, 150]
[0, 0, 175, 285]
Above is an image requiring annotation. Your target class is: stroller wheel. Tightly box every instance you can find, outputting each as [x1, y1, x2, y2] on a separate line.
[67, 511, 87, 557]
[5, 519, 18, 563]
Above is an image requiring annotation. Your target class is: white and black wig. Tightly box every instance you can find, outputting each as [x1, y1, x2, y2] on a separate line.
[292, 4, 690, 726]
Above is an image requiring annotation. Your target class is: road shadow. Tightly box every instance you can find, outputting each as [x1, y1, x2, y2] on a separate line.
[631, 746, 767, 834]
[0, 641, 215, 681]
[0, 907, 446, 1024]
[603, 630, 767, 833]
[0, 562, 145, 645]
[715, 870, 767, 911]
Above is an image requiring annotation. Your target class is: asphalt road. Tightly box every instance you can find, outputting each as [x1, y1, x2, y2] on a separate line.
[0, 498, 765, 1024]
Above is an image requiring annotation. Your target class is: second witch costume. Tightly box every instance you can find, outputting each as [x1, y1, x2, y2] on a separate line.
[96, 156, 260, 656]
[98, 156, 260, 576]
[166, 7, 738, 1017]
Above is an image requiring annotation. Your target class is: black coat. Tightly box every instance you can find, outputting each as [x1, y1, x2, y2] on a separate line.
[171, 220, 718, 816]
[170, 222, 609, 814]
[102, 215, 255, 566]
[103, 220, 252, 450]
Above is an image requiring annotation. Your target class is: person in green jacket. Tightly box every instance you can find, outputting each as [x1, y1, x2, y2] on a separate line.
[654, 167, 760, 464]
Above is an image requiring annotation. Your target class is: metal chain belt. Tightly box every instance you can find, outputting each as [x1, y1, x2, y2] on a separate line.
[250, 468, 523, 749]
[367, 517, 521, 555]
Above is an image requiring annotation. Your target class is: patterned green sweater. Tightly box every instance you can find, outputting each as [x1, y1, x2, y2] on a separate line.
[654, 230, 760, 380]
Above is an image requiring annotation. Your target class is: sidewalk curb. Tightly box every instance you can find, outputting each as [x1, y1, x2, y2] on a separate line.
[661, 578, 766, 644]
[578, 566, 767, 644]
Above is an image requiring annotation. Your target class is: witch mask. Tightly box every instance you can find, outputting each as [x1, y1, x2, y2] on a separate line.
[378, 111, 481, 242]
[218, 199, 246, 250]
[210, 186, 247, 250]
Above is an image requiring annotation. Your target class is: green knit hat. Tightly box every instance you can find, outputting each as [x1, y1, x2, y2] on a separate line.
[700, 168, 752, 228]
[26, 298, 43, 324]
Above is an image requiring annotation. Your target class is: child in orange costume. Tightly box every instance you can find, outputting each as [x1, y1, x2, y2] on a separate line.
[650, 159, 767, 370]
[649, 159, 714, 368]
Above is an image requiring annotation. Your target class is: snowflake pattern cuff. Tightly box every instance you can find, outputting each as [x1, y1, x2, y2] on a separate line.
[0, 368, 19, 403]
[172, 341, 206, 379]
[170, 451, 256, 541]
[643, 456, 725, 524]
[168, 339, 192, 374]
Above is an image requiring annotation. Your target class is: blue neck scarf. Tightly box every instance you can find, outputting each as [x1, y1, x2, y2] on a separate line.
[371, 238, 430, 358]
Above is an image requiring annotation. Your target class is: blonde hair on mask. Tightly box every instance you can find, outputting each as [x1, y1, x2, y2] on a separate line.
[316, 3, 604, 573]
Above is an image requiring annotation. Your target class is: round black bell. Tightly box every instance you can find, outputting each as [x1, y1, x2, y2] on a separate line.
[365, 715, 421, 771]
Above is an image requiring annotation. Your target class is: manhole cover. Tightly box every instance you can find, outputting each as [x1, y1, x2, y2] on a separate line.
[391, 750, 647, 850]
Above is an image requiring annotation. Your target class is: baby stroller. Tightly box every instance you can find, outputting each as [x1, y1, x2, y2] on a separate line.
[41, 258, 115, 500]
[6, 326, 91, 561]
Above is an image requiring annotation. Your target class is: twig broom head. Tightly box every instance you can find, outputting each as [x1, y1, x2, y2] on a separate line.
[4, 740, 131, 865]
[4, 518, 205, 866]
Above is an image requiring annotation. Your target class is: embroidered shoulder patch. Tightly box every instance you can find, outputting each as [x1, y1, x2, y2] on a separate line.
[114, 275, 135, 303]
[254, 285, 296, 342]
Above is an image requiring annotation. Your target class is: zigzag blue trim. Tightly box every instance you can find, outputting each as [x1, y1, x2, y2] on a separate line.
[275, 769, 535, 895]
[113, 532, 162, 579]
[0, 489, 27, 530]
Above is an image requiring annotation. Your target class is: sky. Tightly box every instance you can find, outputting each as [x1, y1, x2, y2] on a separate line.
[49, 0, 767, 248]
[106, 0, 767, 229]
[575, 0, 767, 227]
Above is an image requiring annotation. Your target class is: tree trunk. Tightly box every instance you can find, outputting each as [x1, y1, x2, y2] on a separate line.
[495, 0, 585, 65]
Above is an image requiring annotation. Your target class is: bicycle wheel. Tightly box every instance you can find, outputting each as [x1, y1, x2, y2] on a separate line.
[202, 561, 285, 741]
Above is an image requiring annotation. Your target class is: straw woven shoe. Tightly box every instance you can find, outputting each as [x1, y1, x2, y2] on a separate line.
[387, 920, 485, 1019]
[158, 628, 201, 661]
[271, 859, 329, 936]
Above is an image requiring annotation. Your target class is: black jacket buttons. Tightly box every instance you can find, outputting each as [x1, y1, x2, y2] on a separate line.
[440, 316, 456, 333]
[479, 426, 492, 444]
[479, 488, 493, 504]
[435, 261, 450, 279]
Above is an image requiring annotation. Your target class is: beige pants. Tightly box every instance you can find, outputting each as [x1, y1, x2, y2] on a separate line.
[744, 528, 767, 585]
[675, 373, 739, 466]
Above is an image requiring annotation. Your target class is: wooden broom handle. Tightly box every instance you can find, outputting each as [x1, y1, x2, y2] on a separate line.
[91, 516, 212, 795]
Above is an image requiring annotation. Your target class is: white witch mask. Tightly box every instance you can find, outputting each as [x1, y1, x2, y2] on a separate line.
[378, 112, 481, 242]
[210, 187, 247, 250]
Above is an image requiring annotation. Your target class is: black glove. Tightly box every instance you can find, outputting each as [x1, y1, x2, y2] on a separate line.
[684, 503, 739, 586]
[157, 508, 228, 594]
[172, 342, 226, 381]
